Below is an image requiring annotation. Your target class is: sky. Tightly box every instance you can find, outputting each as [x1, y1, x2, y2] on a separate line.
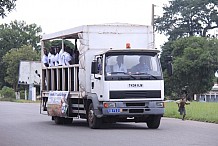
[1, 0, 169, 49]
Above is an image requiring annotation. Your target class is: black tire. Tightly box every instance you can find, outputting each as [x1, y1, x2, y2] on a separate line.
[64, 118, 73, 125]
[54, 117, 64, 125]
[146, 115, 161, 129]
[88, 103, 102, 129]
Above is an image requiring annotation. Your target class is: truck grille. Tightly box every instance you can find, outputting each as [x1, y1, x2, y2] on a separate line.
[110, 90, 161, 99]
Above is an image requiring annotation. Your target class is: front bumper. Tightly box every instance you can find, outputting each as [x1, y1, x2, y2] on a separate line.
[99, 101, 164, 116]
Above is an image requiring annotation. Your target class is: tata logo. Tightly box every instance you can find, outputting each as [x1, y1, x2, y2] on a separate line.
[129, 84, 143, 87]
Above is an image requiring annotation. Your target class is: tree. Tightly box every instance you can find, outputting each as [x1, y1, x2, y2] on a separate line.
[0, 20, 42, 88]
[2, 45, 40, 90]
[0, 20, 42, 51]
[162, 37, 218, 99]
[44, 40, 75, 50]
[155, 0, 218, 40]
[0, 0, 17, 18]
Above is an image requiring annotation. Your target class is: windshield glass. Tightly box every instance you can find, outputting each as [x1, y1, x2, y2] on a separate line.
[105, 52, 163, 80]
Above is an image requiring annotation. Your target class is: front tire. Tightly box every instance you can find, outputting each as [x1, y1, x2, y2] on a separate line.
[147, 115, 161, 129]
[88, 103, 102, 129]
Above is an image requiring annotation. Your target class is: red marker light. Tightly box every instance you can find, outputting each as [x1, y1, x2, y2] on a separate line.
[103, 103, 109, 108]
[126, 43, 131, 49]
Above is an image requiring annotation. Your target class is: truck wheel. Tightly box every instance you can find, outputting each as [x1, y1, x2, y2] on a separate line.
[88, 103, 102, 129]
[54, 117, 64, 125]
[64, 118, 73, 125]
[146, 115, 161, 129]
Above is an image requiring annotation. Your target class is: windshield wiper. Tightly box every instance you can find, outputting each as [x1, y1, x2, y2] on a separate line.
[132, 72, 157, 79]
[110, 72, 136, 79]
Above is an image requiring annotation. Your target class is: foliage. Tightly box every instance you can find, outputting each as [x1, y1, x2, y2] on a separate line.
[19, 90, 26, 99]
[0, 20, 42, 89]
[162, 37, 218, 97]
[155, 0, 218, 40]
[2, 45, 40, 90]
[0, 0, 17, 18]
[164, 101, 218, 124]
[0, 20, 42, 51]
[43, 40, 75, 50]
[0, 86, 15, 98]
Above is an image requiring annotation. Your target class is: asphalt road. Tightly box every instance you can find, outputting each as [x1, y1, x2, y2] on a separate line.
[0, 101, 217, 146]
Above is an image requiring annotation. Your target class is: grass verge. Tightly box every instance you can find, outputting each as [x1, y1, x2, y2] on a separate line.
[164, 101, 218, 124]
[0, 98, 40, 103]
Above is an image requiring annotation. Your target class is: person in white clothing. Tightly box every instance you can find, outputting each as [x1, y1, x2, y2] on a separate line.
[105, 58, 111, 73]
[41, 48, 49, 110]
[48, 47, 55, 67]
[61, 47, 73, 66]
[113, 56, 127, 72]
[58, 47, 64, 66]
[54, 47, 61, 66]
[42, 49, 49, 67]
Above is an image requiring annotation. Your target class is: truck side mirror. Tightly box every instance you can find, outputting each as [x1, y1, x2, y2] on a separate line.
[91, 61, 101, 80]
[91, 61, 98, 74]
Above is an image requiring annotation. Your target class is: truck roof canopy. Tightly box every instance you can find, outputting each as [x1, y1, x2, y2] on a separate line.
[42, 23, 152, 41]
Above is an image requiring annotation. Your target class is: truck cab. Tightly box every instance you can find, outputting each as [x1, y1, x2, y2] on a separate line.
[89, 48, 164, 128]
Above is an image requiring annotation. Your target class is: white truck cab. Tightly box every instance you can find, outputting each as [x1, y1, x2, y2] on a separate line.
[89, 48, 164, 128]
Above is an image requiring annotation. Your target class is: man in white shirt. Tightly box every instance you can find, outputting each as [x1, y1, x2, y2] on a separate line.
[61, 47, 73, 66]
[54, 47, 61, 66]
[42, 48, 49, 67]
[113, 56, 127, 72]
[48, 47, 55, 67]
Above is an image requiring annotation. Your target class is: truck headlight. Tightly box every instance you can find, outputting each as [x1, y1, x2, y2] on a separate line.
[156, 102, 164, 107]
[103, 102, 116, 108]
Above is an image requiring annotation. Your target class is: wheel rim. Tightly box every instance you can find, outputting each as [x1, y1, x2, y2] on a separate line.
[88, 109, 94, 125]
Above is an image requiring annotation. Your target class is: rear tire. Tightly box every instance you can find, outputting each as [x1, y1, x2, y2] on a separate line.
[64, 118, 73, 125]
[146, 115, 161, 129]
[88, 103, 102, 129]
[54, 117, 64, 125]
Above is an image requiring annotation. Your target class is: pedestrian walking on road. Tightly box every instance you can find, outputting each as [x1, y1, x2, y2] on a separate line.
[176, 96, 190, 120]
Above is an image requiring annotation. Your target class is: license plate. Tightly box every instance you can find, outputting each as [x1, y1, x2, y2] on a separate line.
[108, 108, 121, 113]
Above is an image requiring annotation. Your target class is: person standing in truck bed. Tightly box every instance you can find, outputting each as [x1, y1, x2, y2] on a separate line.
[42, 48, 49, 67]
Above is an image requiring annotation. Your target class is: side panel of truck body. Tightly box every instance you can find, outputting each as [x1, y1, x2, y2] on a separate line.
[77, 24, 153, 93]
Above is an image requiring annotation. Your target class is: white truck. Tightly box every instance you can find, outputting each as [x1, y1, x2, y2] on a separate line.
[40, 23, 172, 129]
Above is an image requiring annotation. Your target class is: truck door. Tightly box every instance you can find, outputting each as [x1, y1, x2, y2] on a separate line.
[91, 56, 104, 98]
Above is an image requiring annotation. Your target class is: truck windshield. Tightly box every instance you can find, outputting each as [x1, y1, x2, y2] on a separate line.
[105, 52, 163, 80]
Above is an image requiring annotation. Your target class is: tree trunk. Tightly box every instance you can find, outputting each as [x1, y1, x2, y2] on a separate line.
[202, 28, 207, 37]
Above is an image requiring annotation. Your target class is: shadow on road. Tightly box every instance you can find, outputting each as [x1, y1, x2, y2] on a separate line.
[39, 119, 156, 130]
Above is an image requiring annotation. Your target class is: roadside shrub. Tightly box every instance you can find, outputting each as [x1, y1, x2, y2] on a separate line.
[20, 90, 26, 99]
[0, 86, 16, 99]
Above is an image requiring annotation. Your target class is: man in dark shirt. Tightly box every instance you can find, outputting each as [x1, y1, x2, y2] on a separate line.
[131, 56, 150, 73]
[177, 96, 190, 120]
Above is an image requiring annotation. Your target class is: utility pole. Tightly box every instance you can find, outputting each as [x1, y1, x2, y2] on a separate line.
[151, 4, 155, 49]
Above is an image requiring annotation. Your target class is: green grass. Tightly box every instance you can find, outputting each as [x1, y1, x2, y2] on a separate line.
[0, 98, 40, 103]
[164, 101, 218, 124]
